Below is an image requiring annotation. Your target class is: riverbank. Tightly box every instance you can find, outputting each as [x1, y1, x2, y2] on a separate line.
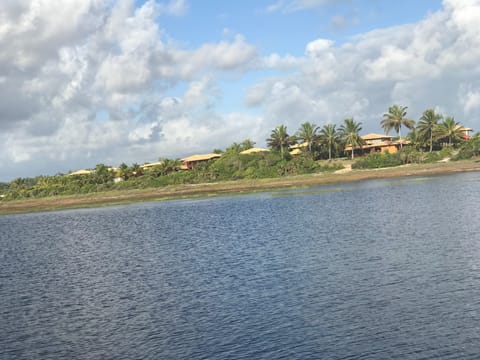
[2, 159, 480, 215]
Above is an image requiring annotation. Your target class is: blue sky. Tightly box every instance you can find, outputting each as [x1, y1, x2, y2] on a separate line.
[156, 1, 443, 52]
[1, 0, 480, 181]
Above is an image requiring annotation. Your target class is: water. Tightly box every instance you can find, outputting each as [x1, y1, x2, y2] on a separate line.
[2, 172, 480, 359]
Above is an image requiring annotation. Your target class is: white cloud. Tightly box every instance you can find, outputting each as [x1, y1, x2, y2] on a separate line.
[459, 87, 480, 114]
[305, 39, 334, 57]
[262, 53, 301, 70]
[2, 0, 480, 180]
[158, 0, 188, 16]
[173, 35, 257, 79]
[265, 0, 340, 13]
[247, 0, 480, 136]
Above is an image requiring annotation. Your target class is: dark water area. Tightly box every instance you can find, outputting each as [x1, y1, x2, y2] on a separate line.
[2, 172, 480, 359]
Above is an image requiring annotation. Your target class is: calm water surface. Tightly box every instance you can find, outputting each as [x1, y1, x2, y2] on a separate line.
[2, 172, 480, 359]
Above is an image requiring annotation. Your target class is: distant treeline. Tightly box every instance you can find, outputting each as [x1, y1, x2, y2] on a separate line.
[1, 105, 479, 201]
[0, 150, 343, 200]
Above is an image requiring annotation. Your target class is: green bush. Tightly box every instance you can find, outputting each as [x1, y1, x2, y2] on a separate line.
[453, 136, 480, 160]
[352, 152, 403, 169]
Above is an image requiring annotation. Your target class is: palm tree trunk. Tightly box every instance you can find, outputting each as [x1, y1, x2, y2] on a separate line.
[281, 145, 284, 160]
[430, 133, 433, 152]
[351, 149, 354, 160]
[328, 145, 332, 161]
[399, 127, 403, 149]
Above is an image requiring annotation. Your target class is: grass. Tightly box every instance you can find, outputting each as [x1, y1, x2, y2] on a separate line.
[2, 158, 480, 215]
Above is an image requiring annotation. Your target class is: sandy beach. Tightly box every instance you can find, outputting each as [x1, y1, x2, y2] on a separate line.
[1, 159, 480, 215]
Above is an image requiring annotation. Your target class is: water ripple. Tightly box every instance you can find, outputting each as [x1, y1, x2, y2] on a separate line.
[2, 172, 480, 359]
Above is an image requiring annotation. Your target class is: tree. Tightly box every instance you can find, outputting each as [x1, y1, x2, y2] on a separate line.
[381, 104, 415, 148]
[240, 139, 256, 151]
[129, 163, 143, 177]
[93, 164, 114, 184]
[118, 163, 129, 180]
[406, 128, 424, 150]
[319, 123, 340, 160]
[418, 109, 443, 152]
[267, 125, 293, 160]
[296, 122, 319, 154]
[339, 118, 364, 160]
[436, 116, 463, 147]
[158, 158, 181, 175]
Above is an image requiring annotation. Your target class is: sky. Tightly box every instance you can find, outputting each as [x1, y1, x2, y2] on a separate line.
[1, 0, 480, 181]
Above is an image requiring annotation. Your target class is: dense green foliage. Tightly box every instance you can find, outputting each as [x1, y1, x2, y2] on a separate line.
[352, 152, 403, 169]
[296, 122, 319, 154]
[319, 123, 341, 160]
[1, 151, 343, 201]
[352, 147, 455, 169]
[266, 125, 294, 160]
[452, 135, 480, 160]
[417, 109, 443, 152]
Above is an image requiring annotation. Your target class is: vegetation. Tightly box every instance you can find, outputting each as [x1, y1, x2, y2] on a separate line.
[436, 116, 463, 147]
[417, 109, 443, 152]
[319, 124, 340, 161]
[352, 152, 403, 169]
[453, 134, 480, 160]
[1, 104, 477, 203]
[296, 122, 319, 155]
[351, 148, 454, 169]
[266, 125, 294, 160]
[1, 148, 343, 201]
[381, 104, 414, 148]
[339, 118, 364, 160]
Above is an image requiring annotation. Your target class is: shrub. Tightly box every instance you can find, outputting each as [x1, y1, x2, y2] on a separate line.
[352, 152, 403, 169]
[452, 135, 480, 160]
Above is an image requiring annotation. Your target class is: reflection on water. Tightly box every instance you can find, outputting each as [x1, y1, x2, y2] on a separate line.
[2, 172, 480, 359]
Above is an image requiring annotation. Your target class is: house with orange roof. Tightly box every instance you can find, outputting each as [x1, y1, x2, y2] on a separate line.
[345, 133, 409, 156]
[457, 126, 473, 140]
[181, 153, 222, 170]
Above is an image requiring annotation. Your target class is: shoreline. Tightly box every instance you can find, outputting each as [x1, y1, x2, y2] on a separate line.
[1, 159, 480, 215]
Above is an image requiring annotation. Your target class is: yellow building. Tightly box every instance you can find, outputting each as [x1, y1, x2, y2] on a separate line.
[239, 147, 270, 155]
[181, 153, 221, 169]
[345, 133, 408, 156]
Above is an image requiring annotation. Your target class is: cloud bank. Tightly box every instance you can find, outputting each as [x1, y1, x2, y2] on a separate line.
[1, 0, 480, 180]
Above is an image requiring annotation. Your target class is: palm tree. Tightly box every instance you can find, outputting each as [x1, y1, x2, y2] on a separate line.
[240, 139, 256, 151]
[339, 118, 364, 160]
[156, 158, 181, 175]
[406, 128, 423, 150]
[296, 122, 319, 154]
[118, 163, 129, 180]
[267, 125, 292, 160]
[417, 109, 443, 152]
[129, 163, 143, 177]
[436, 116, 463, 147]
[94, 164, 114, 184]
[319, 123, 340, 160]
[381, 104, 415, 148]
[225, 142, 242, 154]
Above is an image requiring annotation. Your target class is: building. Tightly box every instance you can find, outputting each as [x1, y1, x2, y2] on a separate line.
[457, 126, 473, 140]
[67, 169, 94, 176]
[239, 147, 270, 155]
[345, 133, 408, 156]
[289, 142, 310, 156]
[180, 153, 222, 170]
[140, 161, 164, 170]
